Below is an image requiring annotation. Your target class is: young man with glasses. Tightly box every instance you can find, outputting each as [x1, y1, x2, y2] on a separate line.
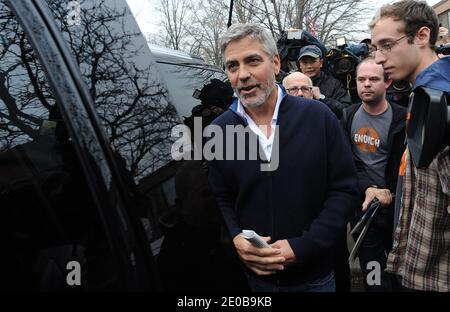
[297, 45, 352, 118]
[282, 72, 314, 99]
[370, 0, 450, 292]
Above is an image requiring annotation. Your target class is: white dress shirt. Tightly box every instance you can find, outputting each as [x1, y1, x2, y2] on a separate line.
[236, 85, 282, 161]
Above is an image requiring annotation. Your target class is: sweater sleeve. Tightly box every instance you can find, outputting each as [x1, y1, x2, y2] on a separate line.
[287, 111, 360, 265]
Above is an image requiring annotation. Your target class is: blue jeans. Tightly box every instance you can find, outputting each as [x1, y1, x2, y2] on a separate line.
[246, 272, 336, 292]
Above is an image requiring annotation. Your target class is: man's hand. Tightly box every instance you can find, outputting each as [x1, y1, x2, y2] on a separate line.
[362, 187, 392, 211]
[270, 239, 297, 267]
[233, 234, 286, 276]
[312, 86, 322, 100]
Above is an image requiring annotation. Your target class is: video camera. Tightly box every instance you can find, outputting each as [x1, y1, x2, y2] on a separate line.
[386, 80, 412, 108]
[407, 87, 449, 168]
[436, 43, 450, 56]
[276, 29, 328, 78]
[188, 78, 234, 127]
[327, 37, 366, 76]
[326, 37, 369, 103]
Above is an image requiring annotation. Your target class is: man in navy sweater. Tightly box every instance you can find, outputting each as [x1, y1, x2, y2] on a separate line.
[208, 23, 359, 292]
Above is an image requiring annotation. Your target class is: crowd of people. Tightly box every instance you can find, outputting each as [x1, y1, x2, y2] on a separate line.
[199, 0, 449, 292]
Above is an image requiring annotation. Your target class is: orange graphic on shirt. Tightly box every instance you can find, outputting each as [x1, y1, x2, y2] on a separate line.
[354, 128, 380, 153]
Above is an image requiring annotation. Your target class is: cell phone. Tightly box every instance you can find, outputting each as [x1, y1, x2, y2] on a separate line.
[241, 230, 271, 248]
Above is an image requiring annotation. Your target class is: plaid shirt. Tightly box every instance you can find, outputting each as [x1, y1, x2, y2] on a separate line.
[386, 147, 450, 292]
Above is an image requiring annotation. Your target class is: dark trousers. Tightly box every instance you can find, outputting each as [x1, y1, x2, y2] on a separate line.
[333, 228, 351, 292]
[352, 207, 395, 292]
[246, 272, 336, 292]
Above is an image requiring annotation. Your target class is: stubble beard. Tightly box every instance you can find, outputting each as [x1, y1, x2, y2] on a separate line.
[237, 78, 276, 109]
[363, 93, 384, 107]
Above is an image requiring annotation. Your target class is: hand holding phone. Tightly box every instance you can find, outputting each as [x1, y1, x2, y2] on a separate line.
[241, 230, 272, 248]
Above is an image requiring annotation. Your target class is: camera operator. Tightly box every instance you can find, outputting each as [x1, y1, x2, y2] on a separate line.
[297, 45, 352, 118]
[360, 38, 376, 56]
[436, 26, 449, 58]
[437, 26, 449, 45]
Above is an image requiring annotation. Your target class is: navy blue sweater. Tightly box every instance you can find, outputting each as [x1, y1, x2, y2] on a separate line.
[208, 91, 359, 284]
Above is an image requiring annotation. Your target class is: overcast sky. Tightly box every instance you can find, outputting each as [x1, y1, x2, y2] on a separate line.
[127, 0, 442, 39]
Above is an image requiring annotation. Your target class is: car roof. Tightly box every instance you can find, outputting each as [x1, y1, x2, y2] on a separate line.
[148, 44, 207, 65]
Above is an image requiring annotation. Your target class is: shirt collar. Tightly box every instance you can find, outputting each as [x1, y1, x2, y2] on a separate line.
[236, 85, 283, 124]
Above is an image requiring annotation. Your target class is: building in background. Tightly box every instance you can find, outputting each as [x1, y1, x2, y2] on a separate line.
[434, 0, 450, 29]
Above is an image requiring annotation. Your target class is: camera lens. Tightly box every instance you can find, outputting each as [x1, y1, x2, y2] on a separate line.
[335, 57, 355, 75]
[288, 47, 300, 61]
[392, 80, 411, 92]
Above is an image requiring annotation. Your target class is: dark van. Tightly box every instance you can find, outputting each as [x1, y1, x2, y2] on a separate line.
[0, 0, 246, 291]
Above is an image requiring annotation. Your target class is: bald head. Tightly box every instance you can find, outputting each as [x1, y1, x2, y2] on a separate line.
[282, 72, 314, 98]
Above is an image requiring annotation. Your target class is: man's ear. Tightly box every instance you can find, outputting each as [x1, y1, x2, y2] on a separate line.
[319, 58, 324, 68]
[273, 54, 281, 75]
[385, 79, 393, 89]
[416, 26, 432, 47]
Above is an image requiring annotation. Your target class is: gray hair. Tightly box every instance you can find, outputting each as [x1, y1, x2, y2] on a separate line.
[220, 23, 278, 61]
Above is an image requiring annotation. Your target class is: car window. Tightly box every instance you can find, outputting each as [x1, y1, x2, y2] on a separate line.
[0, 1, 123, 290]
[43, 0, 180, 183]
[1, 0, 248, 291]
[36, 0, 185, 253]
[153, 56, 228, 118]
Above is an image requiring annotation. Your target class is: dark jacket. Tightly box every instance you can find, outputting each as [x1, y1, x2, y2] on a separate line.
[208, 89, 359, 285]
[312, 71, 353, 119]
[340, 102, 407, 195]
[415, 56, 450, 92]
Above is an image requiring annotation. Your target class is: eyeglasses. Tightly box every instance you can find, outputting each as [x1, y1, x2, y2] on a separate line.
[372, 35, 409, 55]
[286, 86, 312, 95]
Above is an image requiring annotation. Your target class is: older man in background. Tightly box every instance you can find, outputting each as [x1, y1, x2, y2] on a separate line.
[282, 72, 314, 99]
